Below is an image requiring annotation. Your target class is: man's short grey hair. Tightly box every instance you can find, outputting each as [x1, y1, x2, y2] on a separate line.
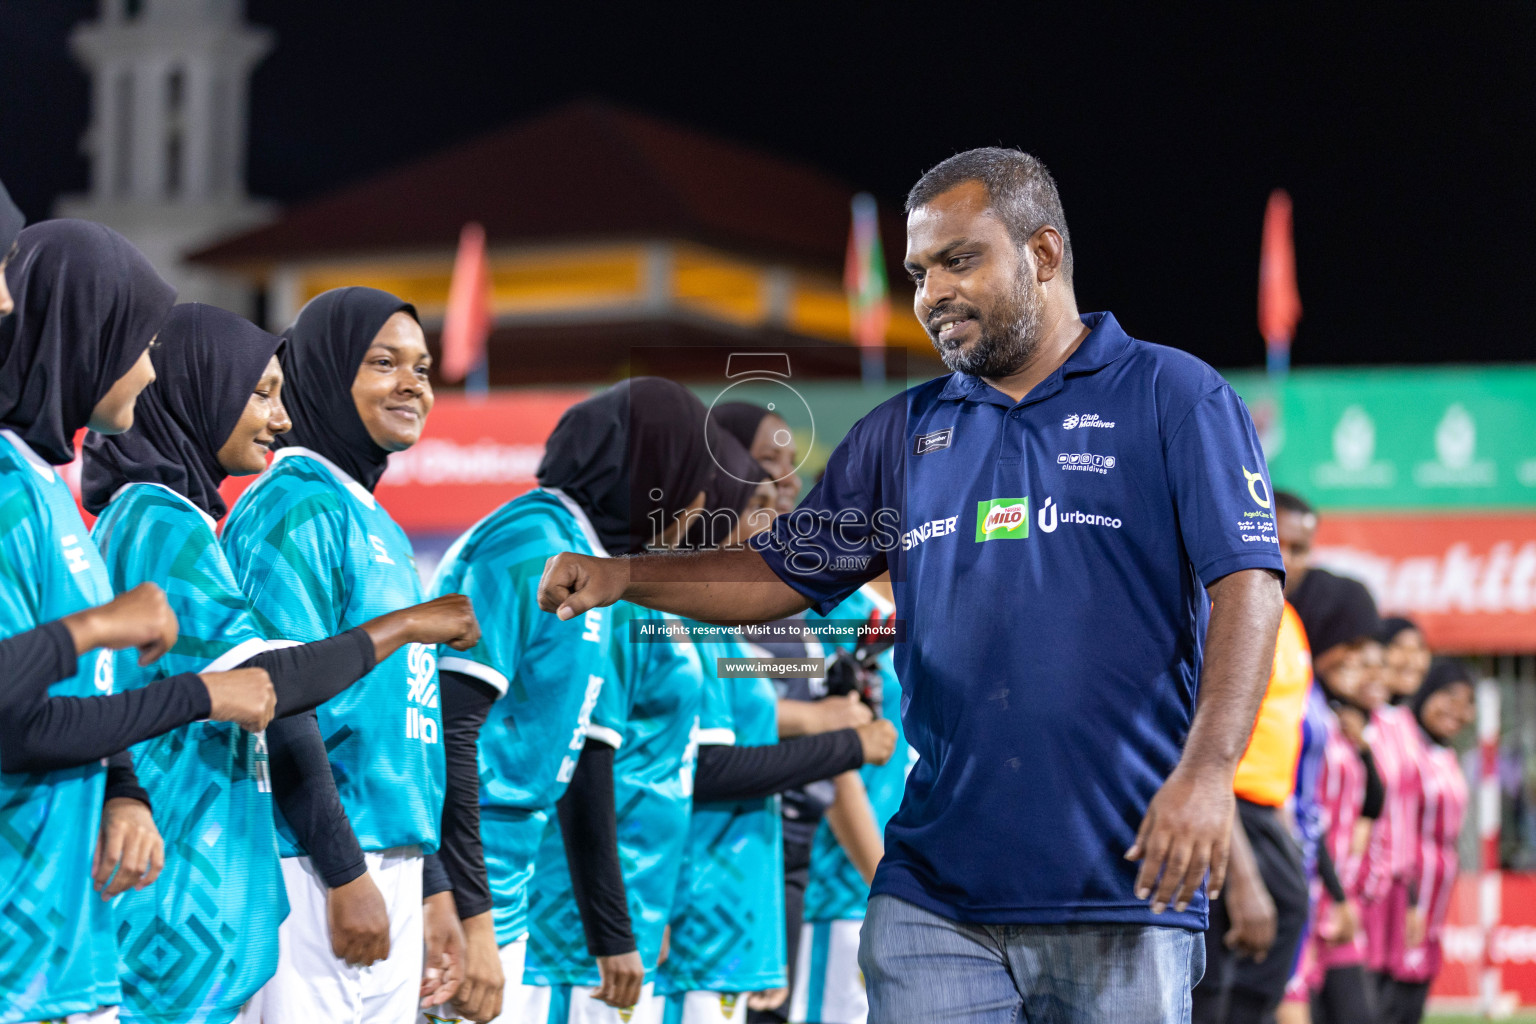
[906, 147, 1073, 283]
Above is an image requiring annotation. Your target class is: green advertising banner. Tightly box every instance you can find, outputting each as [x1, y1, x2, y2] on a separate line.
[1227, 367, 1536, 512]
[685, 365, 1536, 514]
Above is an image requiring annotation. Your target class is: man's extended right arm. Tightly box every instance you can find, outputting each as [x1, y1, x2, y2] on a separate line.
[538, 547, 811, 624]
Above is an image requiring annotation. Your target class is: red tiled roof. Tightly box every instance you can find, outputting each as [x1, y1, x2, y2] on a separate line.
[193, 99, 896, 271]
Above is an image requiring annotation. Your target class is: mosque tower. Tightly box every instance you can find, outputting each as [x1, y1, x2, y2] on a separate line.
[56, 0, 274, 314]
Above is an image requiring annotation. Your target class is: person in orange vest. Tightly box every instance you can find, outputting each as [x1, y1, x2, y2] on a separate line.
[1192, 591, 1314, 1022]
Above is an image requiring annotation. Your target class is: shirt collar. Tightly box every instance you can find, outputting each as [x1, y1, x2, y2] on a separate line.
[0, 428, 56, 482]
[937, 311, 1131, 405]
[540, 486, 614, 558]
[272, 446, 377, 510]
[109, 481, 218, 531]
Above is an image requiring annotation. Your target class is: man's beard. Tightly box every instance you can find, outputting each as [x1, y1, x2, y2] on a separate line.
[931, 278, 1046, 378]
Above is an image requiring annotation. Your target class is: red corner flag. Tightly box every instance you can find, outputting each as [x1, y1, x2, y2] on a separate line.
[441, 222, 491, 385]
[1258, 189, 1302, 374]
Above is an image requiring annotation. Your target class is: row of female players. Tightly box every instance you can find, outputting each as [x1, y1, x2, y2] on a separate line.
[1283, 560, 1476, 1024]
[0, 182, 900, 1024]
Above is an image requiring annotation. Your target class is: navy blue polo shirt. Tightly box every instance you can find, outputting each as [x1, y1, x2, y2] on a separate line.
[752, 311, 1284, 930]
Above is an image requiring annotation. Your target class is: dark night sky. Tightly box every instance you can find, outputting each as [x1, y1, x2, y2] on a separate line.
[2, 2, 1533, 370]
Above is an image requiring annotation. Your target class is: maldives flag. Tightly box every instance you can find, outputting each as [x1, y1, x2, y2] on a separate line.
[441, 222, 491, 383]
[1258, 189, 1302, 373]
[845, 192, 890, 349]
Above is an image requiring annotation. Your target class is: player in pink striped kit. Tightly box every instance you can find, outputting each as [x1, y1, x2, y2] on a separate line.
[1361, 619, 1433, 998]
[1376, 659, 1475, 1024]
[1302, 632, 1384, 1022]
[1289, 564, 1389, 1023]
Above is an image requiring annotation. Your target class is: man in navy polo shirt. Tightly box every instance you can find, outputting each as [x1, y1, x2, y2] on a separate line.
[538, 147, 1285, 1023]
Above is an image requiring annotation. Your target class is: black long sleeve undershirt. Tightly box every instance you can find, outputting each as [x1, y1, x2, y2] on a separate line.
[1360, 747, 1385, 821]
[0, 669, 211, 774]
[243, 628, 375, 717]
[439, 670, 496, 919]
[266, 709, 365, 888]
[1316, 840, 1347, 904]
[422, 853, 451, 899]
[557, 739, 634, 958]
[0, 619, 210, 774]
[104, 749, 151, 806]
[693, 730, 864, 804]
[235, 628, 377, 888]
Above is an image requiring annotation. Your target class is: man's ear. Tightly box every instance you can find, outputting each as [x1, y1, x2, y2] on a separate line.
[1032, 226, 1066, 283]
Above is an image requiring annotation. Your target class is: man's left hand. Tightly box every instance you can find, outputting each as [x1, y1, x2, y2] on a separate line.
[1126, 767, 1234, 913]
[94, 797, 164, 898]
[420, 891, 465, 1008]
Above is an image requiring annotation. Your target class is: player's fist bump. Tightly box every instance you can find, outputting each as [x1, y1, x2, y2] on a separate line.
[200, 667, 276, 733]
[538, 553, 628, 619]
[856, 719, 897, 765]
[64, 581, 179, 666]
[405, 593, 481, 651]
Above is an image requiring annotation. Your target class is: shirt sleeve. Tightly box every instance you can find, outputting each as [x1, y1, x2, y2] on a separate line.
[1164, 384, 1287, 586]
[0, 481, 45, 635]
[751, 404, 905, 614]
[695, 658, 736, 746]
[434, 545, 539, 699]
[101, 506, 269, 678]
[585, 607, 636, 750]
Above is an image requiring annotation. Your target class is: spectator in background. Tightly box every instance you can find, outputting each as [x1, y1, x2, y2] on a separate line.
[1379, 618, 1432, 711]
[1274, 491, 1318, 599]
[1293, 568, 1389, 1024]
[1376, 659, 1474, 1024]
[1191, 597, 1312, 1024]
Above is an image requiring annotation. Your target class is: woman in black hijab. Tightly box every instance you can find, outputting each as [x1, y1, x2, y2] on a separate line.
[710, 400, 802, 514]
[0, 220, 176, 461]
[272, 284, 428, 491]
[80, 303, 480, 1023]
[538, 377, 718, 554]
[0, 219, 279, 1024]
[220, 285, 476, 1016]
[0, 177, 23, 317]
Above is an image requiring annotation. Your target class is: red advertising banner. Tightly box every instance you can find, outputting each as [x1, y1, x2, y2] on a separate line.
[1433, 872, 1536, 1007]
[1313, 514, 1536, 653]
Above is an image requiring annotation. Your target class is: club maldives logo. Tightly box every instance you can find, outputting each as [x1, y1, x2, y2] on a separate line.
[976, 497, 1031, 541]
[1063, 413, 1115, 429]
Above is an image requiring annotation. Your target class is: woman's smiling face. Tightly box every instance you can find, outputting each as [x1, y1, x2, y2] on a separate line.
[351, 312, 434, 451]
[217, 355, 290, 475]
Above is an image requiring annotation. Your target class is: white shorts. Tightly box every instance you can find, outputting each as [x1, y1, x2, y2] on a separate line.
[23, 1007, 118, 1024]
[655, 990, 747, 1024]
[508, 982, 658, 1024]
[258, 846, 424, 1024]
[421, 936, 532, 1024]
[789, 920, 866, 1024]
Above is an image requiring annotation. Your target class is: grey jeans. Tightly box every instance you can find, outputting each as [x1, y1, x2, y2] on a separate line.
[858, 895, 1206, 1023]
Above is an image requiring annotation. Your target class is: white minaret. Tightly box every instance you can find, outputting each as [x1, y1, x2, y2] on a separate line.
[56, 0, 275, 314]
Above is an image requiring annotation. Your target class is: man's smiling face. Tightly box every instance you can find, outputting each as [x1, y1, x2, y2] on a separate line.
[904, 180, 1046, 379]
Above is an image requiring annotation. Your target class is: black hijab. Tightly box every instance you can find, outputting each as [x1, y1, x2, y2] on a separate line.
[1291, 567, 1381, 659]
[710, 401, 771, 450]
[1412, 658, 1474, 743]
[536, 377, 716, 555]
[0, 220, 175, 464]
[0, 178, 22, 257]
[273, 286, 417, 492]
[1377, 616, 1419, 645]
[82, 304, 283, 519]
[687, 423, 768, 548]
